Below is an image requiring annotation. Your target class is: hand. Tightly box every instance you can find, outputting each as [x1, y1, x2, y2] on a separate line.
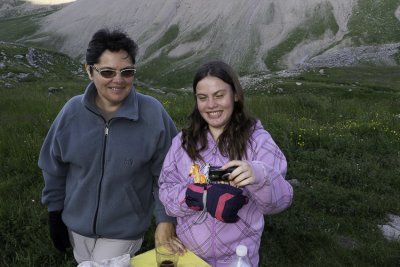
[48, 211, 71, 252]
[154, 222, 186, 255]
[222, 160, 255, 187]
[206, 184, 248, 223]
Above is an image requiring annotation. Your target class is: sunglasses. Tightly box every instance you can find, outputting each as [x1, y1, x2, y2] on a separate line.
[90, 65, 136, 79]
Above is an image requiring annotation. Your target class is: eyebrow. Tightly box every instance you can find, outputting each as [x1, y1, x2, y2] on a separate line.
[96, 65, 135, 70]
[196, 89, 228, 96]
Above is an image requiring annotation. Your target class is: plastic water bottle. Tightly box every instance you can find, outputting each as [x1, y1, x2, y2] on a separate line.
[229, 245, 253, 267]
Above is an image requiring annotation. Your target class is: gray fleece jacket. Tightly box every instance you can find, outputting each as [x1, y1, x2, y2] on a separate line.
[39, 82, 177, 239]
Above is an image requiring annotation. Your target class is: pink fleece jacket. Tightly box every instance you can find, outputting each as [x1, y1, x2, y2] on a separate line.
[159, 121, 293, 267]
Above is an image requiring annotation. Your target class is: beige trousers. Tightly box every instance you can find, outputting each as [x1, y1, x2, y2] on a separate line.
[69, 231, 143, 263]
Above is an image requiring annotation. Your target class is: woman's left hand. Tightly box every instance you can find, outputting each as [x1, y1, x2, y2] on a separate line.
[222, 160, 255, 187]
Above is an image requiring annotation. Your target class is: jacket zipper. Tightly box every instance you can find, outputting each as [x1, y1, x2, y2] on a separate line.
[92, 122, 109, 236]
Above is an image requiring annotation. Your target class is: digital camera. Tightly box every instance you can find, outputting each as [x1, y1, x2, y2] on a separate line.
[208, 166, 237, 182]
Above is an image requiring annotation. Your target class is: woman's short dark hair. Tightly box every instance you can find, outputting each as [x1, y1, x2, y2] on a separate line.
[182, 60, 256, 161]
[86, 28, 138, 66]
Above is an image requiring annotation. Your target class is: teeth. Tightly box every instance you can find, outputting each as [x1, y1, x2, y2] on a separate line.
[208, 111, 222, 118]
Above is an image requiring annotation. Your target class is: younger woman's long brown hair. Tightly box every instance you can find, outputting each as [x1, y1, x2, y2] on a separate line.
[181, 60, 256, 161]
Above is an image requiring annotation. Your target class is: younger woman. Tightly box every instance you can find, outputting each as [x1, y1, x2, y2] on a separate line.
[159, 60, 293, 267]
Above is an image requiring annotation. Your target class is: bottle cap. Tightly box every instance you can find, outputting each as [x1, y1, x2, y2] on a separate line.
[236, 245, 248, 257]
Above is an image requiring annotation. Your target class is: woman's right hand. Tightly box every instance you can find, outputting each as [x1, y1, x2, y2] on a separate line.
[222, 160, 255, 187]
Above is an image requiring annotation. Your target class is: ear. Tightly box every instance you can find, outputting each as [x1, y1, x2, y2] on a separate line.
[234, 93, 239, 102]
[85, 64, 93, 80]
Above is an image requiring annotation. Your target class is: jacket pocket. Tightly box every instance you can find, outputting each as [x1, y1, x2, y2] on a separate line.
[124, 184, 145, 214]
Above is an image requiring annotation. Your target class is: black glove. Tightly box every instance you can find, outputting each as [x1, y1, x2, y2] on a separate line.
[186, 183, 248, 223]
[48, 210, 71, 252]
[206, 184, 248, 223]
[185, 183, 209, 211]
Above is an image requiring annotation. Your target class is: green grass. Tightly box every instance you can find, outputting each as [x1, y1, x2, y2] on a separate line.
[245, 66, 400, 266]
[0, 15, 39, 42]
[138, 53, 215, 89]
[142, 25, 180, 59]
[347, 0, 400, 45]
[0, 42, 399, 266]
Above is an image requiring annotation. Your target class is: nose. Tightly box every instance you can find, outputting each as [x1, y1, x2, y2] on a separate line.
[112, 72, 124, 83]
[207, 97, 217, 108]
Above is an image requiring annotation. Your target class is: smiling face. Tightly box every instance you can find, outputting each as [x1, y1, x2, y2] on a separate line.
[86, 49, 135, 112]
[195, 75, 237, 140]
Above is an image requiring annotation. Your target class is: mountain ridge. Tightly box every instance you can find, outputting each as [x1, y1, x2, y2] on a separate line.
[4, 0, 400, 75]
[34, 0, 357, 72]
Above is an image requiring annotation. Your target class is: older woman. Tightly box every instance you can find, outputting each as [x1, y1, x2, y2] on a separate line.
[39, 28, 182, 263]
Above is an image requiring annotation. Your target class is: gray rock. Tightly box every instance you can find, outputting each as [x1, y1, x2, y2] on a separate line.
[48, 87, 63, 94]
[378, 214, 400, 241]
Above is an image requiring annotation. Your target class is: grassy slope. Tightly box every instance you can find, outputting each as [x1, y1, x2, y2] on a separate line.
[1, 42, 399, 266]
[249, 67, 400, 266]
[0, 10, 55, 43]
[347, 0, 400, 45]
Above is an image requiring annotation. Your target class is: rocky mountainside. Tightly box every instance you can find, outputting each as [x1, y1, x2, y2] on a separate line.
[7, 0, 400, 75]
[0, 0, 71, 17]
